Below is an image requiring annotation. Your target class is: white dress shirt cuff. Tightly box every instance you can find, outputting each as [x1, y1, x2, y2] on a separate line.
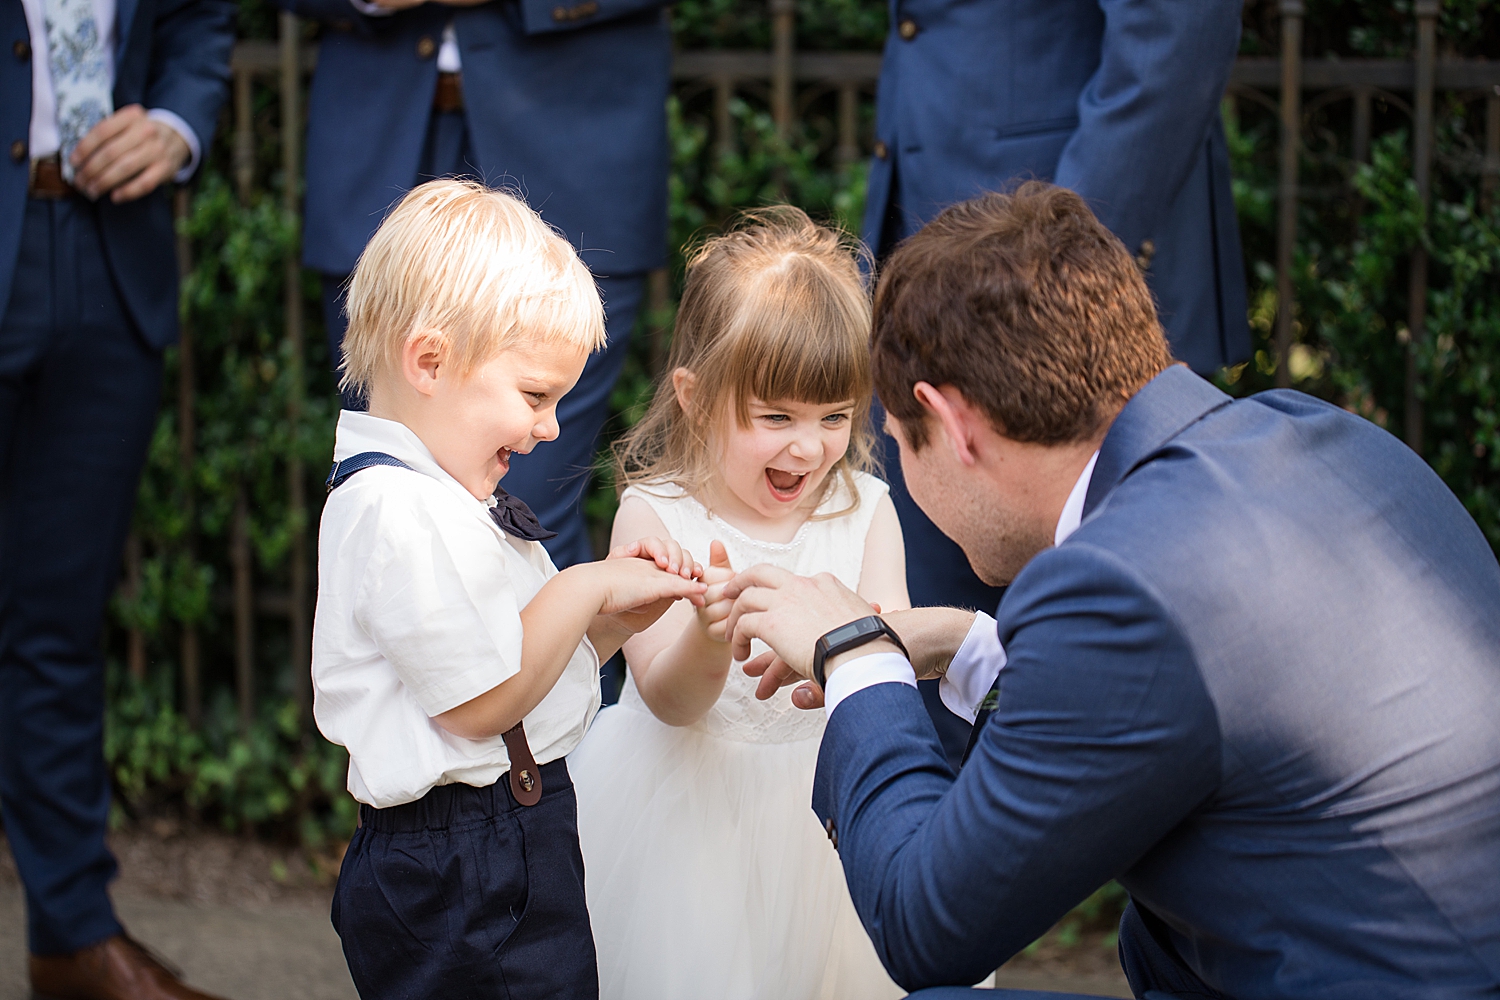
[823, 651, 917, 717]
[937, 611, 1005, 724]
[145, 109, 201, 182]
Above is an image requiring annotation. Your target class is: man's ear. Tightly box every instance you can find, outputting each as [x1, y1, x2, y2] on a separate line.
[672, 367, 696, 415]
[402, 329, 450, 397]
[912, 381, 979, 467]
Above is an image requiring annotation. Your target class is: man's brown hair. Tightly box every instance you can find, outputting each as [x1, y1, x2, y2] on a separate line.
[872, 181, 1172, 449]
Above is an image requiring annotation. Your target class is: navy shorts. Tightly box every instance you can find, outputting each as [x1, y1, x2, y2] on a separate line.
[333, 759, 597, 1000]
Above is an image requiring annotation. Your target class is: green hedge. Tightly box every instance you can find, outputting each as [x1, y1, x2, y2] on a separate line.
[105, 2, 1500, 852]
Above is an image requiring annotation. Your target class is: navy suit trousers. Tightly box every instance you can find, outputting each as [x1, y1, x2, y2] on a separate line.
[0, 198, 161, 954]
[333, 760, 597, 1000]
[321, 110, 644, 569]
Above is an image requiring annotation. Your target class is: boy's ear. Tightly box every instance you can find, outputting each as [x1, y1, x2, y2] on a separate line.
[671, 367, 696, 415]
[402, 328, 451, 397]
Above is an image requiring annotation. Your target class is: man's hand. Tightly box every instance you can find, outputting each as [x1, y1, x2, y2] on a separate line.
[743, 605, 979, 709]
[71, 106, 189, 203]
[722, 565, 884, 678]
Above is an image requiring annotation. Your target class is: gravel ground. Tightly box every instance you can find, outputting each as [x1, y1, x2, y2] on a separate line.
[0, 828, 1128, 999]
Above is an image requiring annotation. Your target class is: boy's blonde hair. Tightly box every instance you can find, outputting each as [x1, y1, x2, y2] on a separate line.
[340, 179, 606, 399]
[614, 207, 876, 518]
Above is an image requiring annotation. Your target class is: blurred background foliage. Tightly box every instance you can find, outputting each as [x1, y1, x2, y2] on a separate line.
[103, 0, 1500, 881]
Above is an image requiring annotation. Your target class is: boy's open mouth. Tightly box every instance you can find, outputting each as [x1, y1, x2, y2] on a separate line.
[497, 447, 512, 472]
[765, 468, 808, 501]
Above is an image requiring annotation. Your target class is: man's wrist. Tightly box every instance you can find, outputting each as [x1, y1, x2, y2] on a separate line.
[880, 607, 978, 680]
[823, 638, 901, 682]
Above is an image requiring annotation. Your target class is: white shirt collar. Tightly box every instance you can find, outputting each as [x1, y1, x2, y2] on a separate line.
[1054, 450, 1100, 547]
[333, 410, 489, 513]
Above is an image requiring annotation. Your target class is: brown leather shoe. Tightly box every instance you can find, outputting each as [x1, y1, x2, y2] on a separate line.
[29, 934, 228, 1000]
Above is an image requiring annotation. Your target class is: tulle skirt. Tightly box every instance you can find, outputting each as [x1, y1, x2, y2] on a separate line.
[569, 700, 905, 1000]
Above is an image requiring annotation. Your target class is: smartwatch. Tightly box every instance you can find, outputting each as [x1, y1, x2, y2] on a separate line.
[812, 616, 909, 689]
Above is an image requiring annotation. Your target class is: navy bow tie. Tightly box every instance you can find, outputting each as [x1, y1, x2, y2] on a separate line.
[488, 487, 557, 542]
[327, 451, 556, 542]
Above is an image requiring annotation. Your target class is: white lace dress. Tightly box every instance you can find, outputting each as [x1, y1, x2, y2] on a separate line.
[568, 472, 904, 1000]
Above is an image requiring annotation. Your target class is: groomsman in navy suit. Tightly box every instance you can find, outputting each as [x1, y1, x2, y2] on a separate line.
[276, 0, 671, 570]
[865, 3, 1251, 762]
[1, 0, 232, 996]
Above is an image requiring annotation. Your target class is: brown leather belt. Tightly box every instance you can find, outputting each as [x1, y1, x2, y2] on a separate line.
[433, 72, 464, 114]
[29, 155, 77, 200]
[500, 719, 542, 806]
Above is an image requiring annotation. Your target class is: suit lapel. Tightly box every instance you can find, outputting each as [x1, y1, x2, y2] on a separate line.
[1082, 365, 1232, 518]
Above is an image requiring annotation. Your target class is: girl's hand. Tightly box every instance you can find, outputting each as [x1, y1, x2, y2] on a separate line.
[609, 536, 703, 581]
[696, 541, 737, 642]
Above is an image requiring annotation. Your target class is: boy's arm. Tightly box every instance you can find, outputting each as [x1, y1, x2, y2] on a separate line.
[436, 557, 704, 740]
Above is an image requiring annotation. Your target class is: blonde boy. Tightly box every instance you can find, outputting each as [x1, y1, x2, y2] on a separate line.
[312, 180, 704, 1000]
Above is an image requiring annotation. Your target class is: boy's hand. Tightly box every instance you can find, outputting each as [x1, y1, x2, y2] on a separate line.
[608, 536, 703, 582]
[695, 541, 737, 643]
[588, 556, 707, 648]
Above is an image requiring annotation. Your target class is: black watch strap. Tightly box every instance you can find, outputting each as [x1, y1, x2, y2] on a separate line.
[813, 615, 909, 689]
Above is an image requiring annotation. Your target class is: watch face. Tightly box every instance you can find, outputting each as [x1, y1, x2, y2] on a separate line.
[826, 620, 870, 648]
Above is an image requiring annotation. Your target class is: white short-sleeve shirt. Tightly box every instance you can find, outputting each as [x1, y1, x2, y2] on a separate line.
[312, 411, 601, 808]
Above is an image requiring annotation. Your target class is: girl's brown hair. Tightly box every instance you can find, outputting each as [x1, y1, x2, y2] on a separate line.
[614, 206, 876, 517]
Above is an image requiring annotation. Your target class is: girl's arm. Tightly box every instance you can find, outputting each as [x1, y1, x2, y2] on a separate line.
[614, 497, 735, 727]
[857, 494, 912, 613]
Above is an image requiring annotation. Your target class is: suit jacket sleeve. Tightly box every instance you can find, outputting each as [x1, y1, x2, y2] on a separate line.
[143, 0, 235, 153]
[812, 543, 1221, 991]
[270, 0, 665, 35]
[1052, 0, 1241, 251]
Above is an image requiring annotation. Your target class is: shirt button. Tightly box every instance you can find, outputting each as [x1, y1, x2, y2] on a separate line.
[14, 39, 31, 61]
[898, 18, 919, 40]
[824, 817, 839, 850]
[416, 35, 436, 59]
[873, 140, 889, 161]
[10, 139, 26, 163]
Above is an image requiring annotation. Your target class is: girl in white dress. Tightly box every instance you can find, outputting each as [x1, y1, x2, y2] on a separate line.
[568, 208, 908, 1000]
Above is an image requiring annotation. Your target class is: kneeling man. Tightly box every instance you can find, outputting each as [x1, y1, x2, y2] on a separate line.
[726, 183, 1500, 999]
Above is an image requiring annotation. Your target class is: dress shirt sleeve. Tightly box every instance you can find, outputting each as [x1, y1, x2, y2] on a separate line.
[937, 611, 1005, 724]
[823, 652, 917, 716]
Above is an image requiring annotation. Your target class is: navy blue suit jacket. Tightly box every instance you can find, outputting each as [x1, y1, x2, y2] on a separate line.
[814, 366, 1500, 997]
[276, 0, 670, 277]
[0, 0, 234, 347]
[865, 1, 1250, 373]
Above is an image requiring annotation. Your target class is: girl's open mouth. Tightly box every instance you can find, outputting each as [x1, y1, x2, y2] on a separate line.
[765, 468, 808, 501]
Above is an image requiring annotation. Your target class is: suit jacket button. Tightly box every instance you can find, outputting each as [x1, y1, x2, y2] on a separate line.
[10, 139, 26, 163]
[14, 39, 31, 61]
[416, 35, 436, 59]
[824, 817, 838, 849]
[873, 140, 889, 160]
[898, 18, 919, 40]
